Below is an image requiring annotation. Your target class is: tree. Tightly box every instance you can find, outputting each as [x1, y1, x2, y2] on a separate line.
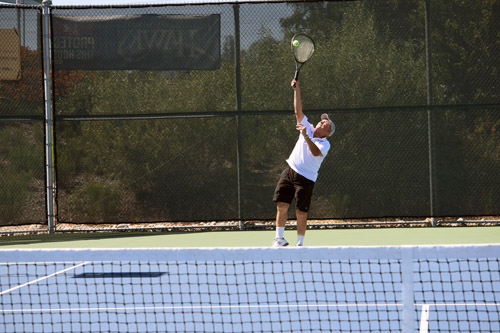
[0, 47, 89, 116]
[52, 0, 500, 221]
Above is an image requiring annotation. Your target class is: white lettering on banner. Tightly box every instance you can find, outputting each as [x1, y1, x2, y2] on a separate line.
[54, 49, 95, 61]
[117, 29, 209, 59]
[53, 36, 95, 65]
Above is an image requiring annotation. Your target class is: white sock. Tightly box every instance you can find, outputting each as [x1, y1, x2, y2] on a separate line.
[297, 235, 305, 246]
[276, 227, 285, 239]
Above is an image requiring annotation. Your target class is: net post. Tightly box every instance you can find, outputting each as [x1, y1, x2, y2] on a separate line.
[42, 0, 55, 234]
[401, 246, 415, 332]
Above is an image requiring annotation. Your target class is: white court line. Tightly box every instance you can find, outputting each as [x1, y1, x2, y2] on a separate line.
[3, 302, 498, 314]
[0, 262, 88, 296]
[419, 304, 430, 333]
[0, 303, 404, 313]
[416, 303, 500, 306]
[418, 303, 500, 333]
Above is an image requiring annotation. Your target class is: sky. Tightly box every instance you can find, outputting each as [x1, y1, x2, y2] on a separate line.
[53, 0, 204, 4]
[2, 0, 290, 50]
[1, 0, 226, 4]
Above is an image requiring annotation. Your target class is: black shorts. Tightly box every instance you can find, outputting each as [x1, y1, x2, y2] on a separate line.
[272, 166, 315, 212]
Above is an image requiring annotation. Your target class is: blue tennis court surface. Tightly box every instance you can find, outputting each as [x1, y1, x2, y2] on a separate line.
[1, 246, 499, 332]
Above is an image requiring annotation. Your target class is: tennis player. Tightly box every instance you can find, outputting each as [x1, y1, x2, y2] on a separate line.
[272, 79, 334, 247]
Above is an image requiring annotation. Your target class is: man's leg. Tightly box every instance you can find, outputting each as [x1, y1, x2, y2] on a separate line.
[272, 167, 294, 247]
[296, 209, 308, 246]
[273, 201, 290, 246]
[294, 173, 314, 246]
[276, 201, 290, 228]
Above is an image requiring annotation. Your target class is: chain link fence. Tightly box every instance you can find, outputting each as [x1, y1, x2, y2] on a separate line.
[0, 0, 499, 233]
[0, 5, 46, 231]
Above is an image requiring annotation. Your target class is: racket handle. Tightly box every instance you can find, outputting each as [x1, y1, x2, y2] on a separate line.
[293, 70, 299, 87]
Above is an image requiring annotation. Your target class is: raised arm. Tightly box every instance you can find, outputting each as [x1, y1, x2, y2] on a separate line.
[291, 79, 304, 123]
[296, 123, 323, 157]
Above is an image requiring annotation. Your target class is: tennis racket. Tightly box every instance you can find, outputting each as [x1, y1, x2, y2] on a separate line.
[291, 33, 315, 85]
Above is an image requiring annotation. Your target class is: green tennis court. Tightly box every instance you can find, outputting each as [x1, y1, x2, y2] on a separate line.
[1, 226, 499, 248]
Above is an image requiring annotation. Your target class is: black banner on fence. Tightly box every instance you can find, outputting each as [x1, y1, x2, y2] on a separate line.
[52, 14, 221, 70]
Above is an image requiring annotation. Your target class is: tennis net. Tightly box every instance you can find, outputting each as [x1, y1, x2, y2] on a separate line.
[1, 245, 499, 332]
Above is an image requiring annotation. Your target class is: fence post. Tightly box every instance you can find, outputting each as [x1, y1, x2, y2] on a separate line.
[424, 0, 437, 226]
[42, 0, 55, 233]
[233, 4, 244, 230]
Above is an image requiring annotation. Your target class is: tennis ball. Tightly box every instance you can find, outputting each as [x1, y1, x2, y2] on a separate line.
[293, 40, 299, 47]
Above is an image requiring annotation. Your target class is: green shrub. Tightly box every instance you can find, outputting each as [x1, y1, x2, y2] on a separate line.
[0, 170, 31, 225]
[68, 181, 122, 222]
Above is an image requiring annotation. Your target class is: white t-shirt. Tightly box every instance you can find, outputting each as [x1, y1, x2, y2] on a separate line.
[286, 116, 331, 182]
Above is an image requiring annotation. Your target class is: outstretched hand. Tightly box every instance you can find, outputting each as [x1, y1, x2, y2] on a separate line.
[296, 123, 308, 138]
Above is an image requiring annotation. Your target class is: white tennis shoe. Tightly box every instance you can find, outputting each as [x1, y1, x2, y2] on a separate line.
[272, 237, 289, 247]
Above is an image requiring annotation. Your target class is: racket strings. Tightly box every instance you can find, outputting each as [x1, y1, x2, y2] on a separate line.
[293, 36, 314, 63]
